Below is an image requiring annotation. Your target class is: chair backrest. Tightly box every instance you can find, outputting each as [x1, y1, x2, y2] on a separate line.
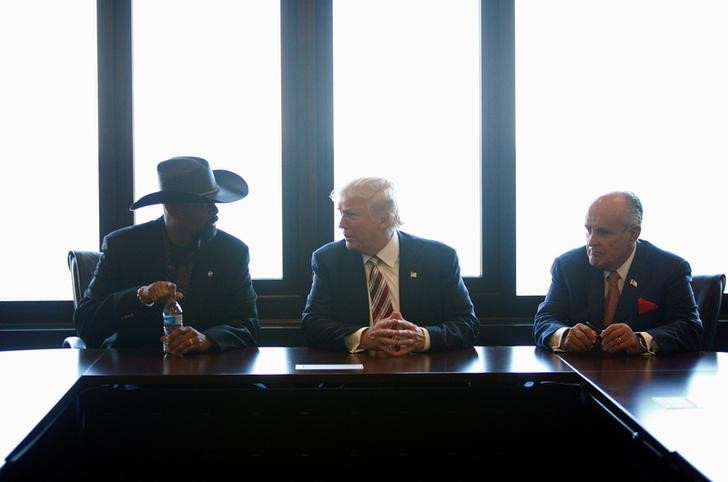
[67, 250, 101, 309]
[690, 274, 726, 351]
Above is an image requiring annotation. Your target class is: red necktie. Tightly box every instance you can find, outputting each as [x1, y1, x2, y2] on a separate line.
[367, 257, 393, 322]
[603, 271, 621, 326]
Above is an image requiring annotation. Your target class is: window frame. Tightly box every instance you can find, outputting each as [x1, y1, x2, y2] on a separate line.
[0, 0, 586, 331]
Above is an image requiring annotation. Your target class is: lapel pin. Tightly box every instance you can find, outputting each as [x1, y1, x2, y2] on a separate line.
[630, 279, 638, 288]
[208, 271, 214, 278]
[410, 272, 417, 278]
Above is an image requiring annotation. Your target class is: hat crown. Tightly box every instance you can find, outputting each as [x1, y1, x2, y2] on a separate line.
[129, 155, 248, 210]
[158, 157, 219, 196]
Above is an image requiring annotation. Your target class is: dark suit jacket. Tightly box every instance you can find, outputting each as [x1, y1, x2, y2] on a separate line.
[301, 231, 479, 351]
[74, 217, 259, 351]
[533, 239, 702, 353]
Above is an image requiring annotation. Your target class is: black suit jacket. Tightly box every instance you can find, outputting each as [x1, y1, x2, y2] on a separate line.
[74, 217, 259, 350]
[533, 239, 702, 353]
[301, 231, 479, 351]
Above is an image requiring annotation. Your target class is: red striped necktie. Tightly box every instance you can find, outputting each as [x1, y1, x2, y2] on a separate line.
[603, 271, 621, 326]
[367, 256, 394, 322]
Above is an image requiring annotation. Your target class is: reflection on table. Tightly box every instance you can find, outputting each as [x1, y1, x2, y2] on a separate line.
[0, 346, 721, 481]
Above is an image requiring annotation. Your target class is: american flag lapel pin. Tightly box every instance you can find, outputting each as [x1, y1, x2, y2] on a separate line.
[630, 278, 638, 288]
[410, 272, 417, 279]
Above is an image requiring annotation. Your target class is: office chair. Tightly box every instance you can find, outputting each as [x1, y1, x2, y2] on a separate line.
[690, 274, 726, 351]
[64, 250, 101, 349]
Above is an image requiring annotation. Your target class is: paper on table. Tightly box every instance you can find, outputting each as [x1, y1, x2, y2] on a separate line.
[651, 397, 698, 409]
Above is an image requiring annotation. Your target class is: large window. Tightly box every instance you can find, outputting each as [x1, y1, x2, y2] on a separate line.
[133, 0, 282, 279]
[516, 0, 728, 295]
[0, 0, 98, 301]
[333, 0, 482, 276]
[10, 0, 728, 332]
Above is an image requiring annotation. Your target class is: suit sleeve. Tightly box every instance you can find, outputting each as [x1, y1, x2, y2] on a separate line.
[73, 234, 149, 348]
[422, 249, 480, 351]
[533, 257, 571, 350]
[202, 244, 260, 350]
[301, 251, 360, 351]
[647, 260, 702, 353]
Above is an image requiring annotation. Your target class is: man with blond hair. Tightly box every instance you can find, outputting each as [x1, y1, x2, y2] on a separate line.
[302, 177, 479, 355]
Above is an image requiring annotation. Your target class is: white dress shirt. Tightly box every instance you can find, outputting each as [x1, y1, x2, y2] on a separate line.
[345, 232, 431, 353]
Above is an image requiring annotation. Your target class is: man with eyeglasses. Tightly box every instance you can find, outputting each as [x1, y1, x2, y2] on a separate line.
[533, 191, 702, 355]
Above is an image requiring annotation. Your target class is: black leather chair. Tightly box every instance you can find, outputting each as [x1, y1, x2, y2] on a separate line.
[691, 274, 726, 351]
[64, 250, 101, 349]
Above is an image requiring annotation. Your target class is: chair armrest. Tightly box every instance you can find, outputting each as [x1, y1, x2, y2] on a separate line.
[63, 336, 87, 349]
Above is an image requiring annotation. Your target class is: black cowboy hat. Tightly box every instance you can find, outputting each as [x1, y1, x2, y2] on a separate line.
[130, 156, 248, 210]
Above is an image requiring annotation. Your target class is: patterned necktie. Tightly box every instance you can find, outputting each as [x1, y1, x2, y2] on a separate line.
[367, 257, 394, 323]
[603, 271, 621, 326]
[164, 239, 195, 296]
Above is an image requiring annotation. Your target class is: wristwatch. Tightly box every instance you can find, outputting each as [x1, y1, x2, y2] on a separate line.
[636, 333, 648, 354]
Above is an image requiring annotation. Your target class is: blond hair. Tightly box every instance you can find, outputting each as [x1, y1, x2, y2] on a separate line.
[333, 177, 403, 231]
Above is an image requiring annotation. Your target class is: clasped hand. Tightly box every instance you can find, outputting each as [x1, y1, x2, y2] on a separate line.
[565, 322, 641, 355]
[362, 312, 426, 357]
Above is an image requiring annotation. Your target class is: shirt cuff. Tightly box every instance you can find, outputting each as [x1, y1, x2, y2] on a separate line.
[345, 327, 368, 353]
[638, 331, 657, 356]
[417, 327, 431, 352]
[550, 327, 570, 352]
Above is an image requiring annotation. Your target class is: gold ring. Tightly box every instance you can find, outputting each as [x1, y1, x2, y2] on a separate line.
[189, 338, 194, 346]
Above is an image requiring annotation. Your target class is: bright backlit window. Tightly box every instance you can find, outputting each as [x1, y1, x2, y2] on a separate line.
[516, 0, 728, 294]
[133, 0, 282, 279]
[333, 0, 481, 276]
[0, 0, 98, 301]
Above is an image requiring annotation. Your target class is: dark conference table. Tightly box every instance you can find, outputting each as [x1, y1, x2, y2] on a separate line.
[561, 352, 726, 482]
[0, 346, 722, 480]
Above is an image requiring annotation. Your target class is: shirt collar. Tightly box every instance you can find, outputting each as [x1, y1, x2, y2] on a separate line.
[605, 242, 637, 282]
[363, 231, 399, 268]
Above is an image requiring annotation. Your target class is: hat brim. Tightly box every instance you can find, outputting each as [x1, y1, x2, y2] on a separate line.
[130, 169, 248, 210]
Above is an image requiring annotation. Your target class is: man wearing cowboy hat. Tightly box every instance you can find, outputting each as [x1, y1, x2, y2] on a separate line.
[74, 156, 259, 354]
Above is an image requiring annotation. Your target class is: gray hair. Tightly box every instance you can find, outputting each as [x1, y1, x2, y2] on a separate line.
[602, 191, 643, 225]
[332, 177, 403, 231]
[623, 191, 643, 225]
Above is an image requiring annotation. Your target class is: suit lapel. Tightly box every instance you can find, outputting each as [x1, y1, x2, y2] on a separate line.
[138, 218, 170, 283]
[617, 242, 649, 323]
[184, 245, 214, 321]
[398, 232, 419, 317]
[587, 266, 605, 328]
[341, 247, 370, 323]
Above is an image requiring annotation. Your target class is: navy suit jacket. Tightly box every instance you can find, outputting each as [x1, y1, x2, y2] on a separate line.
[533, 239, 702, 353]
[74, 217, 260, 351]
[301, 231, 479, 351]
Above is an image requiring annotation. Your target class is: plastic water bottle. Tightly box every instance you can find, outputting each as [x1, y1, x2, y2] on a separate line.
[162, 296, 183, 353]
